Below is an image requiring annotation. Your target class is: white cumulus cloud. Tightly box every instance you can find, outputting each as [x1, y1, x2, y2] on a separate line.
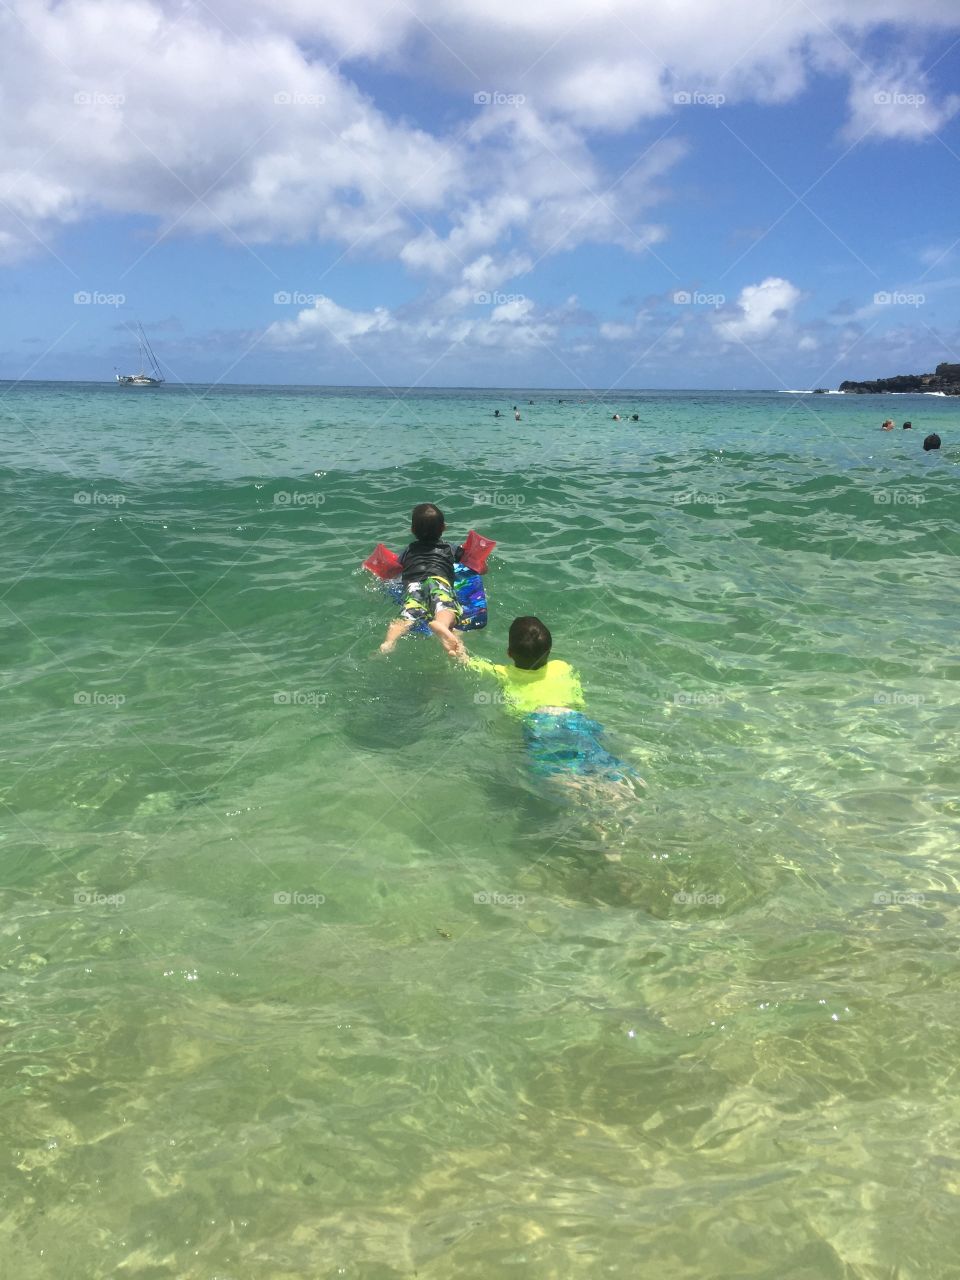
[267, 295, 394, 347]
[2, 0, 958, 267]
[715, 277, 802, 343]
[844, 60, 960, 141]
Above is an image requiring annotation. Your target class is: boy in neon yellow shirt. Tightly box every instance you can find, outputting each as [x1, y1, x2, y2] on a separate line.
[463, 616, 631, 783]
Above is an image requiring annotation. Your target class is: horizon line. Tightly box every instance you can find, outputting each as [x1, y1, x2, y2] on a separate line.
[0, 377, 790, 393]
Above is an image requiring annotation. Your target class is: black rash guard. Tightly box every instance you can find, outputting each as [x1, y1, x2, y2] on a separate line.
[398, 538, 464, 585]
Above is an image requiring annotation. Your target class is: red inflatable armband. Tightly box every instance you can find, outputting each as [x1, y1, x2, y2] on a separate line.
[460, 529, 496, 574]
[362, 543, 403, 580]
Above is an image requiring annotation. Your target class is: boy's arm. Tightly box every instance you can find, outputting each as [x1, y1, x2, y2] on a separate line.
[460, 653, 506, 682]
[571, 670, 586, 710]
[461, 653, 489, 673]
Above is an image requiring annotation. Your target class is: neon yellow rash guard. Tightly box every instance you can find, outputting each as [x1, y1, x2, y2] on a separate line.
[466, 656, 585, 715]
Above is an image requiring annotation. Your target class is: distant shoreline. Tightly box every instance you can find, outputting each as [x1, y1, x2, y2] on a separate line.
[838, 362, 960, 396]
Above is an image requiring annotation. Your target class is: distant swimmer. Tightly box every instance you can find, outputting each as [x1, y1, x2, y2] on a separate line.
[514, 410, 521, 421]
[612, 413, 621, 421]
[923, 433, 941, 451]
[902, 421, 912, 429]
[631, 414, 639, 422]
[881, 419, 894, 430]
[494, 409, 501, 417]
[528, 399, 534, 404]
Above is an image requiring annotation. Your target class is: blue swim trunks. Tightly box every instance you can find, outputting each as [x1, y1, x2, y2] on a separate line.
[523, 710, 628, 781]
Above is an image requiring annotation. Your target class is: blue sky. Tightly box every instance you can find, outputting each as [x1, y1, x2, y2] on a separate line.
[1, 0, 959, 389]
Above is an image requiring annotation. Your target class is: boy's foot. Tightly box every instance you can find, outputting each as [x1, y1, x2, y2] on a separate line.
[429, 621, 465, 658]
[438, 633, 465, 658]
[379, 640, 396, 655]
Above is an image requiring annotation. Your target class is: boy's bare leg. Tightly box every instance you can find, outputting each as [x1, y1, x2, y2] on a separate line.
[552, 774, 644, 802]
[380, 617, 414, 654]
[429, 609, 464, 658]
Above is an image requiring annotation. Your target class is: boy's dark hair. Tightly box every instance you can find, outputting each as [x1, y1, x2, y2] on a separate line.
[923, 433, 941, 451]
[508, 616, 552, 670]
[411, 503, 445, 540]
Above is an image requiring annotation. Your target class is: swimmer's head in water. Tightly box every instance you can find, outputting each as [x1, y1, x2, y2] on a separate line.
[508, 616, 552, 670]
[411, 502, 445, 539]
[923, 433, 942, 451]
[903, 421, 912, 429]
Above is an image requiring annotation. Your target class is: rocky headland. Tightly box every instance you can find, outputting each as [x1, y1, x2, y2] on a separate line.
[838, 362, 960, 394]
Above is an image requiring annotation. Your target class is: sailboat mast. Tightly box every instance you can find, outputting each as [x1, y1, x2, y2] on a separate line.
[139, 324, 164, 381]
[116, 320, 165, 384]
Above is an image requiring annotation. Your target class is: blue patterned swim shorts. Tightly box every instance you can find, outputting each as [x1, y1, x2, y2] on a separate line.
[523, 710, 628, 781]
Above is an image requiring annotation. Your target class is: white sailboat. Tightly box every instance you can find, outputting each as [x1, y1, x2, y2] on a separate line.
[116, 322, 165, 386]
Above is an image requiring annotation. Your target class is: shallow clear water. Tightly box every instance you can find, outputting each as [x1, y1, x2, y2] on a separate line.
[2, 381, 959, 1278]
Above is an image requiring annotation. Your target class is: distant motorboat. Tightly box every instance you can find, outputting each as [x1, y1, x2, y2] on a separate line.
[116, 322, 165, 385]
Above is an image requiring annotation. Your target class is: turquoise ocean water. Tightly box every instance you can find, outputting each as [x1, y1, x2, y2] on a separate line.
[2, 381, 959, 1278]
